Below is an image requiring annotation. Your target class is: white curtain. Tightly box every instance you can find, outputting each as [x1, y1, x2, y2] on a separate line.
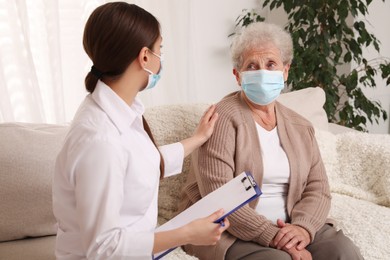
[0, 0, 65, 123]
[0, 0, 116, 123]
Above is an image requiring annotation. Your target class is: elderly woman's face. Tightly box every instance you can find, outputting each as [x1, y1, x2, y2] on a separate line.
[242, 45, 283, 71]
[235, 44, 289, 83]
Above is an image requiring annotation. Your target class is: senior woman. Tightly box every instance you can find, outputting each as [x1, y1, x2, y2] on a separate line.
[177, 22, 363, 260]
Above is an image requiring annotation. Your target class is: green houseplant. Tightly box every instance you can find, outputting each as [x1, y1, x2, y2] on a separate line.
[233, 0, 390, 131]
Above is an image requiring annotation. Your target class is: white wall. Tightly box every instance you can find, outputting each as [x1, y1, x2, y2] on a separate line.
[360, 0, 390, 134]
[137, 0, 260, 107]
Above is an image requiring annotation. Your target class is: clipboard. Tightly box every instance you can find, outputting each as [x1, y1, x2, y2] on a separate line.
[153, 171, 262, 259]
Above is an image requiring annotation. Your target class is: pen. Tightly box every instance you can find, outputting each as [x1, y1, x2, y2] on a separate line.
[219, 220, 225, 227]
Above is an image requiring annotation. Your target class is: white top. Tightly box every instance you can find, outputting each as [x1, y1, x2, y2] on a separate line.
[255, 124, 290, 224]
[52, 80, 184, 260]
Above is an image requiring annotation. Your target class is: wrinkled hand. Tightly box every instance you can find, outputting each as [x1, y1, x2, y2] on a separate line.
[283, 246, 312, 260]
[272, 219, 311, 250]
[183, 209, 229, 246]
[193, 104, 218, 144]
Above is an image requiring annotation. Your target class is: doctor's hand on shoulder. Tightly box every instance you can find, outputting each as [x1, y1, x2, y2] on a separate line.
[180, 104, 218, 157]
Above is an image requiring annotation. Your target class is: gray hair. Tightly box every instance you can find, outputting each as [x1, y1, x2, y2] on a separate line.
[230, 22, 293, 70]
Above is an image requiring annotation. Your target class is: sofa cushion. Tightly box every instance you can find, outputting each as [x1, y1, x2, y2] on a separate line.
[0, 235, 55, 260]
[315, 129, 390, 207]
[277, 87, 329, 131]
[335, 132, 390, 207]
[0, 123, 67, 242]
[315, 128, 390, 260]
[330, 193, 390, 260]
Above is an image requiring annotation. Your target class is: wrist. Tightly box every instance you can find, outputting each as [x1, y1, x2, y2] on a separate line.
[178, 225, 191, 245]
[193, 133, 207, 146]
[296, 225, 310, 240]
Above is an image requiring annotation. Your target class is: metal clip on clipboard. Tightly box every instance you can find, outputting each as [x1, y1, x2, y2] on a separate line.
[241, 174, 256, 191]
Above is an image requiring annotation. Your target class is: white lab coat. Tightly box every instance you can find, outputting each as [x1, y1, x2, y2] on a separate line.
[53, 80, 184, 259]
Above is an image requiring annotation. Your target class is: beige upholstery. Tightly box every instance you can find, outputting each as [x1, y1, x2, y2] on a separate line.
[0, 236, 55, 260]
[278, 87, 329, 131]
[0, 124, 67, 242]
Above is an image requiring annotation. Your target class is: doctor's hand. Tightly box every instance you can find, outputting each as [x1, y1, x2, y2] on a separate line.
[182, 208, 229, 246]
[153, 209, 228, 254]
[180, 104, 218, 157]
[193, 104, 219, 144]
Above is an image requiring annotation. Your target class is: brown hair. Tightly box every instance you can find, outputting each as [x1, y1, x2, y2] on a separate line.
[83, 2, 164, 178]
[83, 2, 160, 92]
[142, 117, 165, 179]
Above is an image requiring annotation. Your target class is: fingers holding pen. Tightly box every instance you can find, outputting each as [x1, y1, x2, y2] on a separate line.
[185, 209, 230, 246]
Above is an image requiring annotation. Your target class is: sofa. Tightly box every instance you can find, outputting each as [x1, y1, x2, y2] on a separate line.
[0, 87, 389, 260]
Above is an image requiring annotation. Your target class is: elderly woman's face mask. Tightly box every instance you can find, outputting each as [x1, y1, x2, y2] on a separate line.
[240, 69, 284, 105]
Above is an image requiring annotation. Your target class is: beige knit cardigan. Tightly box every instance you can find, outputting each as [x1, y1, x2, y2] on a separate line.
[178, 91, 331, 260]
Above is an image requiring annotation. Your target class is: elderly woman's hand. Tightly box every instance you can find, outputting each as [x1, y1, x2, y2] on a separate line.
[271, 219, 311, 251]
[282, 246, 312, 260]
[180, 104, 218, 157]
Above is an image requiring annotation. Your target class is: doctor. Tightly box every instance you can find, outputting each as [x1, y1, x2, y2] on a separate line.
[52, 2, 229, 259]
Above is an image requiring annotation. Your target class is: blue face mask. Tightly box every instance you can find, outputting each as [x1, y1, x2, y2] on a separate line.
[143, 51, 163, 90]
[241, 69, 285, 105]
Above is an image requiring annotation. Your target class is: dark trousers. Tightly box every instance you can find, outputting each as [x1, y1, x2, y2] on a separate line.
[226, 224, 364, 260]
